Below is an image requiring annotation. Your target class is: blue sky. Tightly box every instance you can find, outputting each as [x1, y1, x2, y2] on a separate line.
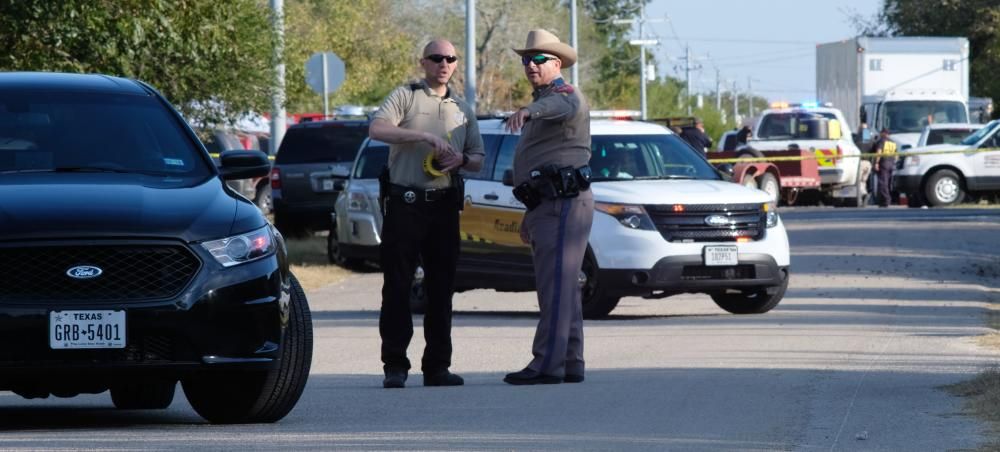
[634, 0, 883, 102]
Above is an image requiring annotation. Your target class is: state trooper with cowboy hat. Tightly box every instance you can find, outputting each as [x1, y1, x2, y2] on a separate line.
[503, 29, 594, 385]
[369, 39, 485, 389]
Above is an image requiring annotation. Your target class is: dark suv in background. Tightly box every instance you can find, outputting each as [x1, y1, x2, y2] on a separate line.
[0, 72, 312, 424]
[271, 120, 369, 236]
[201, 129, 274, 214]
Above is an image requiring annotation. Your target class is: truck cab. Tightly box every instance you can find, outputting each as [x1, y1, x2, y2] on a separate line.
[861, 91, 969, 149]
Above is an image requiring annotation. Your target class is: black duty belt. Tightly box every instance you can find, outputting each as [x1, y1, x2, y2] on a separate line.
[388, 184, 456, 204]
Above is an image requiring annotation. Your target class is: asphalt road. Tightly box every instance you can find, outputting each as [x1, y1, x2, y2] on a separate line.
[2, 207, 999, 451]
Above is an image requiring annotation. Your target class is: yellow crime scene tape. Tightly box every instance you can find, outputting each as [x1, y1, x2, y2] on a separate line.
[706, 147, 1000, 164]
[209, 153, 275, 161]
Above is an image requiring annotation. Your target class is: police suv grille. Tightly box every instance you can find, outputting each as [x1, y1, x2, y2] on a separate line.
[644, 203, 766, 243]
[0, 244, 201, 302]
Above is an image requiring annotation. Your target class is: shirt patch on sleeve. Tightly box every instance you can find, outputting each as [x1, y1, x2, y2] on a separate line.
[554, 84, 574, 95]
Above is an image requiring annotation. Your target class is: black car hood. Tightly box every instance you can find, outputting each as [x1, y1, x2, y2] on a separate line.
[0, 173, 264, 243]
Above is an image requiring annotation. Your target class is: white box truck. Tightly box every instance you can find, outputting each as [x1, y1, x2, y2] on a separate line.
[817, 37, 970, 148]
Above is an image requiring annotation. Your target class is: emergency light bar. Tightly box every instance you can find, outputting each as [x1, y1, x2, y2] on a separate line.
[590, 110, 641, 120]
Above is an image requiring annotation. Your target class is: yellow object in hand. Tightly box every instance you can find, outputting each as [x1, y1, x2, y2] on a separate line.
[423, 152, 447, 177]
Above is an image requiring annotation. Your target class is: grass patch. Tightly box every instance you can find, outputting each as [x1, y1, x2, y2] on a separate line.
[945, 368, 1000, 450]
[283, 234, 353, 291]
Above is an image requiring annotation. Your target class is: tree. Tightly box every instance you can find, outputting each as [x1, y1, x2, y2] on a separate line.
[859, 0, 1000, 117]
[0, 0, 276, 128]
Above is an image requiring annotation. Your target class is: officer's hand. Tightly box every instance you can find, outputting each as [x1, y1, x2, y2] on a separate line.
[437, 151, 464, 173]
[506, 108, 531, 133]
[424, 132, 455, 154]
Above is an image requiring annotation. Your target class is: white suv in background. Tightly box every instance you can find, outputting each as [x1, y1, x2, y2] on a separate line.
[330, 118, 791, 318]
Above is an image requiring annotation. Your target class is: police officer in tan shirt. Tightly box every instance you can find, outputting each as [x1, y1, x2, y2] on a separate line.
[369, 39, 485, 389]
[503, 30, 594, 385]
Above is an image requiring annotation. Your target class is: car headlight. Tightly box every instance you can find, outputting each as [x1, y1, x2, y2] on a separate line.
[904, 155, 920, 167]
[594, 202, 655, 230]
[764, 202, 779, 228]
[347, 191, 371, 212]
[201, 226, 275, 267]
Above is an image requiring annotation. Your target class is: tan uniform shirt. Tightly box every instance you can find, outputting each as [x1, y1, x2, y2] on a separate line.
[374, 80, 485, 189]
[512, 77, 590, 186]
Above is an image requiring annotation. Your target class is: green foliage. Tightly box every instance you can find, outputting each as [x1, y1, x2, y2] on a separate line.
[0, 0, 276, 128]
[866, 0, 1000, 117]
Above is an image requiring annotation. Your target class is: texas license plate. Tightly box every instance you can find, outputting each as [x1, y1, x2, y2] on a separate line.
[49, 310, 126, 349]
[703, 245, 738, 266]
[322, 179, 334, 191]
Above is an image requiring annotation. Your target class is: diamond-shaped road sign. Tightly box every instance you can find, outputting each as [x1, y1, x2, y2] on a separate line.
[305, 52, 344, 95]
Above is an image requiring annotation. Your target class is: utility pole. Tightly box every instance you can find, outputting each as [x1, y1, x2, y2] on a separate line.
[732, 80, 739, 124]
[570, 0, 578, 86]
[715, 68, 721, 111]
[747, 76, 754, 118]
[615, 8, 661, 120]
[465, 0, 477, 113]
[270, 0, 286, 155]
[672, 44, 706, 115]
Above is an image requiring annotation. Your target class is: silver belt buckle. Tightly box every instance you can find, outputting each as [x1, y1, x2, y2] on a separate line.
[403, 190, 417, 204]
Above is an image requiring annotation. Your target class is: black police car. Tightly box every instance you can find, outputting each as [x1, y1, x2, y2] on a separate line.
[0, 73, 312, 424]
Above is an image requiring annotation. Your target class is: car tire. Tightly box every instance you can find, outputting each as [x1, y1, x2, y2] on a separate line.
[580, 250, 621, 319]
[924, 169, 964, 207]
[741, 175, 758, 190]
[327, 228, 364, 268]
[736, 147, 764, 159]
[110, 378, 176, 410]
[757, 172, 780, 205]
[711, 268, 788, 314]
[182, 274, 313, 424]
[254, 183, 273, 215]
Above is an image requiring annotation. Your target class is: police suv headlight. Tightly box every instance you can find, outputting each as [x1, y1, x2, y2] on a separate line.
[764, 202, 779, 228]
[348, 191, 371, 212]
[904, 155, 920, 167]
[595, 202, 655, 230]
[201, 226, 275, 267]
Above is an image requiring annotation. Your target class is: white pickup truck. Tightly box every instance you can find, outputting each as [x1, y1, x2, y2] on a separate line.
[745, 104, 865, 205]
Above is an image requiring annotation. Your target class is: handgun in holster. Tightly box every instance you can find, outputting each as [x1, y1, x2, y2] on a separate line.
[452, 172, 465, 211]
[512, 181, 542, 211]
[378, 165, 390, 216]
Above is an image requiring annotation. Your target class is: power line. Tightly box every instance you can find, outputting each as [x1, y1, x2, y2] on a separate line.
[666, 36, 816, 45]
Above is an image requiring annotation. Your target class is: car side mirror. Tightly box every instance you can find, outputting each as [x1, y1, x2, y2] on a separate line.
[715, 163, 734, 181]
[901, 144, 912, 151]
[220, 150, 270, 180]
[333, 179, 347, 191]
[502, 168, 514, 187]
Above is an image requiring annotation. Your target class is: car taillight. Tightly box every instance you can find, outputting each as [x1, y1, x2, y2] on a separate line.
[270, 168, 281, 189]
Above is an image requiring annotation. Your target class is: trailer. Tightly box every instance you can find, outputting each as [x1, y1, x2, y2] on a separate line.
[709, 148, 822, 206]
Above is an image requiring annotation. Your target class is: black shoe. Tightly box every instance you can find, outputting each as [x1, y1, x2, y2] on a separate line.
[564, 374, 585, 383]
[423, 371, 464, 387]
[503, 368, 562, 385]
[383, 370, 407, 389]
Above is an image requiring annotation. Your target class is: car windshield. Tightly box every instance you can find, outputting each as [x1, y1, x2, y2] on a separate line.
[354, 142, 389, 179]
[756, 112, 836, 140]
[0, 90, 209, 177]
[960, 120, 1000, 145]
[925, 128, 979, 146]
[590, 134, 721, 182]
[882, 101, 968, 134]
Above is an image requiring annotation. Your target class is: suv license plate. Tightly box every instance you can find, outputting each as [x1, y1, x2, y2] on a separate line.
[322, 179, 334, 191]
[704, 245, 738, 266]
[49, 310, 126, 349]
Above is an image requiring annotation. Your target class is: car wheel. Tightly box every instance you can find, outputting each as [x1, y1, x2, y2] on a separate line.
[326, 228, 363, 268]
[183, 274, 313, 424]
[110, 378, 176, 410]
[757, 172, 780, 205]
[741, 175, 758, 190]
[924, 169, 964, 207]
[254, 184, 273, 215]
[711, 268, 788, 314]
[410, 264, 427, 314]
[580, 250, 621, 319]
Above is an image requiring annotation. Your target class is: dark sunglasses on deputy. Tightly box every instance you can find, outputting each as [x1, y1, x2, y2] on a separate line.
[521, 54, 556, 66]
[425, 54, 458, 64]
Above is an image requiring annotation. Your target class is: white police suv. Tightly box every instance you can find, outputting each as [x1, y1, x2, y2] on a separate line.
[330, 117, 791, 318]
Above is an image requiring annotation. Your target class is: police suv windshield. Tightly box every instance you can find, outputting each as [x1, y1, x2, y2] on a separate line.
[960, 120, 1000, 146]
[589, 134, 721, 182]
[0, 90, 210, 178]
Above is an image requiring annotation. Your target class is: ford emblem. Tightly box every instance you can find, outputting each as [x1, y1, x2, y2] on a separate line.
[704, 215, 732, 227]
[66, 265, 103, 279]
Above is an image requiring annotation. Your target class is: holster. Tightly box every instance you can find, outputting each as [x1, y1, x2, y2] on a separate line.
[452, 172, 465, 211]
[512, 165, 592, 211]
[378, 166, 390, 216]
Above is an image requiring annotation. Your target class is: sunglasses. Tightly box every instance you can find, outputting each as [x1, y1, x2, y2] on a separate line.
[425, 54, 458, 64]
[521, 54, 557, 66]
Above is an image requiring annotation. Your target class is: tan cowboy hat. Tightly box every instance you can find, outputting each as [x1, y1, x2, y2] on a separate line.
[513, 29, 577, 68]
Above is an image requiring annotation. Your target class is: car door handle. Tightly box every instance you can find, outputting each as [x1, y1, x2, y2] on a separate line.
[484, 193, 499, 200]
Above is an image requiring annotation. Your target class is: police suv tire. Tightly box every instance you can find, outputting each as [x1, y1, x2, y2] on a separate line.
[581, 251, 621, 319]
[924, 169, 964, 207]
[183, 274, 313, 424]
[711, 268, 788, 314]
[757, 172, 780, 205]
[254, 183, 273, 215]
[110, 378, 176, 410]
